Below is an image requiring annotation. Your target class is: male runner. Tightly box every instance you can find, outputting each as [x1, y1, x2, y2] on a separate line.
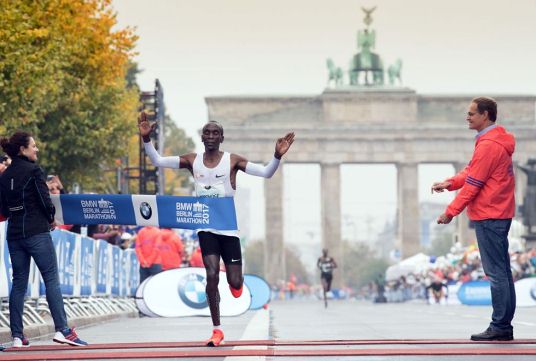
[426, 276, 448, 304]
[138, 112, 294, 346]
[317, 248, 337, 308]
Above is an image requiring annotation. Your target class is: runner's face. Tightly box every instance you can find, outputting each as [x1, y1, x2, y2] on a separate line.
[201, 123, 224, 151]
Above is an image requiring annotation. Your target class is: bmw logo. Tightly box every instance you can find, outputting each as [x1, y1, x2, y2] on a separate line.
[178, 274, 207, 309]
[139, 202, 152, 220]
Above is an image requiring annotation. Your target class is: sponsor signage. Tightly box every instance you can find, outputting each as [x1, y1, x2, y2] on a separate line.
[52, 194, 237, 230]
[457, 281, 492, 305]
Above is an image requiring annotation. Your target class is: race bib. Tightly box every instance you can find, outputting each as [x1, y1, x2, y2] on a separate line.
[195, 181, 225, 198]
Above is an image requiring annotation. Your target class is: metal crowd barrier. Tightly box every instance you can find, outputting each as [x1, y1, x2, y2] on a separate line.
[0, 222, 139, 332]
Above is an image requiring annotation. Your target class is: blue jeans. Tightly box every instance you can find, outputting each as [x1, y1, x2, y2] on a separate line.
[139, 264, 162, 284]
[474, 219, 515, 332]
[7, 232, 68, 338]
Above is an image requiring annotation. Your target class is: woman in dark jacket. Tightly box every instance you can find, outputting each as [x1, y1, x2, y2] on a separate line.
[0, 131, 87, 347]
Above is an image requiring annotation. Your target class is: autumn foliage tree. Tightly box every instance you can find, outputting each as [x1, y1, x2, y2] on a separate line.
[0, 0, 139, 190]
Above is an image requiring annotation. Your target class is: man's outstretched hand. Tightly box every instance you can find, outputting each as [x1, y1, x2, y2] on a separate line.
[274, 132, 295, 159]
[437, 213, 453, 224]
[138, 111, 156, 142]
[431, 181, 451, 194]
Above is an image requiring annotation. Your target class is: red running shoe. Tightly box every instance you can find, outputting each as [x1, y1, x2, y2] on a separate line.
[206, 329, 224, 347]
[229, 284, 243, 298]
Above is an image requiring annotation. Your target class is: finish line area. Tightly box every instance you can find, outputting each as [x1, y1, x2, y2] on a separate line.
[3, 339, 536, 359]
[2, 300, 536, 360]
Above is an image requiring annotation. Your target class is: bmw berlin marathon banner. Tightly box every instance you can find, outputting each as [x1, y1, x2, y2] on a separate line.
[51, 194, 237, 230]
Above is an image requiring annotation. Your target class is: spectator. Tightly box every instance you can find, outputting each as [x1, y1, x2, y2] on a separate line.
[92, 224, 122, 245]
[135, 226, 162, 283]
[0, 131, 87, 347]
[189, 246, 204, 267]
[0, 154, 11, 174]
[46, 175, 65, 194]
[46, 176, 73, 231]
[0, 154, 9, 222]
[159, 228, 184, 271]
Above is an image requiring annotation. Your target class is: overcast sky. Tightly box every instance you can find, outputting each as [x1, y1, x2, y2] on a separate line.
[111, 0, 536, 264]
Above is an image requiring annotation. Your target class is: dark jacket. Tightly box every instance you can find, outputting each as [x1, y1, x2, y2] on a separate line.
[0, 155, 55, 240]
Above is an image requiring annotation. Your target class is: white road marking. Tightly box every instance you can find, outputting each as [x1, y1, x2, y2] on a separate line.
[225, 308, 270, 361]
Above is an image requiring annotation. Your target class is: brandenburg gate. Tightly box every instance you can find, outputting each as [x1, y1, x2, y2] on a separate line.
[205, 9, 536, 284]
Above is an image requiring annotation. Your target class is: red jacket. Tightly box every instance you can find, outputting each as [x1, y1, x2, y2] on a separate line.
[445, 126, 515, 220]
[158, 228, 184, 270]
[135, 226, 162, 268]
[189, 247, 204, 267]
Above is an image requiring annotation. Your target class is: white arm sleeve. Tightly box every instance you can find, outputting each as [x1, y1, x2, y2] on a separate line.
[245, 156, 280, 178]
[143, 141, 181, 169]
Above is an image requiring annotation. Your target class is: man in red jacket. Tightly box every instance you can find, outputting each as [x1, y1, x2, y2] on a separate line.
[135, 226, 163, 283]
[159, 228, 184, 271]
[432, 97, 516, 341]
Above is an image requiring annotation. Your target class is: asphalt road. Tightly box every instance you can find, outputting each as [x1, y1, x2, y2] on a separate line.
[2, 298, 536, 360]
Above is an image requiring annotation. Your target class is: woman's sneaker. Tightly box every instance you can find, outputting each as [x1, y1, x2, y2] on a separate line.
[53, 327, 88, 346]
[13, 336, 30, 348]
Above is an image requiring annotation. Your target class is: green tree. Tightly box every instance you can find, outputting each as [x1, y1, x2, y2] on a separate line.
[426, 231, 454, 257]
[339, 241, 389, 289]
[162, 115, 195, 195]
[0, 0, 139, 191]
[244, 241, 309, 283]
[244, 240, 264, 276]
[285, 244, 310, 284]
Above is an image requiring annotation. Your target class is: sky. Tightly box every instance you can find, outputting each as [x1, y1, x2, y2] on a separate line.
[111, 0, 536, 268]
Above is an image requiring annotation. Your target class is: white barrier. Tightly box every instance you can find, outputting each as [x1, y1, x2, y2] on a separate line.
[0, 224, 139, 299]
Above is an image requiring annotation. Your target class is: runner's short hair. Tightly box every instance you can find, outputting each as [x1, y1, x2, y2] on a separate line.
[203, 120, 224, 135]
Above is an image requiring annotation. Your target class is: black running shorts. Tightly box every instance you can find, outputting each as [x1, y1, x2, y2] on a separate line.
[198, 231, 242, 265]
[321, 272, 333, 283]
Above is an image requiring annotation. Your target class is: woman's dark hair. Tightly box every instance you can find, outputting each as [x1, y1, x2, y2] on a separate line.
[0, 131, 32, 158]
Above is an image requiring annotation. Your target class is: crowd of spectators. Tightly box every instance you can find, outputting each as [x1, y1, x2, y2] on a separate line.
[369, 242, 536, 304]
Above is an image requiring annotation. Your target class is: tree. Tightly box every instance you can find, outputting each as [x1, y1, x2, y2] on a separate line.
[244, 241, 309, 283]
[339, 241, 389, 289]
[0, 0, 139, 190]
[285, 245, 310, 284]
[244, 240, 264, 276]
[426, 231, 454, 258]
[162, 115, 195, 195]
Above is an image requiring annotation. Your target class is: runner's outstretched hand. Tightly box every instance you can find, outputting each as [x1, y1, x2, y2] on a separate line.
[138, 111, 156, 141]
[274, 132, 295, 159]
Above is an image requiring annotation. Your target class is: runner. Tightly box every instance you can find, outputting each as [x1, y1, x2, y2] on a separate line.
[426, 277, 448, 304]
[138, 112, 294, 346]
[317, 248, 337, 308]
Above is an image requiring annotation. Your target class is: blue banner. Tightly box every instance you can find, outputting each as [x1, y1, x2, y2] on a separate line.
[96, 240, 109, 294]
[52, 230, 75, 296]
[79, 236, 95, 296]
[111, 246, 121, 296]
[128, 250, 139, 296]
[457, 280, 492, 305]
[1, 227, 140, 298]
[52, 194, 237, 230]
[2, 233, 12, 297]
[120, 251, 129, 297]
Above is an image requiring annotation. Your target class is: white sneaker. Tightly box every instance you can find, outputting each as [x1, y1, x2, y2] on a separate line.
[13, 336, 30, 348]
[53, 327, 88, 346]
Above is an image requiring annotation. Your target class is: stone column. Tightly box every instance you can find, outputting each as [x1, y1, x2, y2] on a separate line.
[397, 162, 421, 257]
[264, 165, 285, 285]
[452, 162, 476, 245]
[320, 163, 342, 285]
